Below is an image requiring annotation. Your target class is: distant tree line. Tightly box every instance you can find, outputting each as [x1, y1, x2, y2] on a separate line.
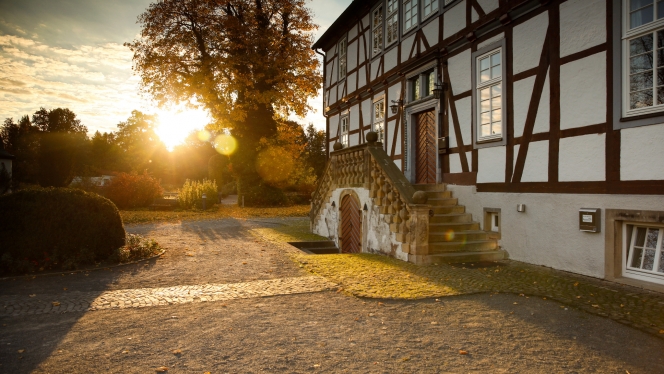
[1, 107, 326, 195]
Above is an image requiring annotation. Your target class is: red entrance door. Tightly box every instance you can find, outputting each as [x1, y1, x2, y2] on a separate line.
[340, 194, 361, 253]
[415, 109, 437, 184]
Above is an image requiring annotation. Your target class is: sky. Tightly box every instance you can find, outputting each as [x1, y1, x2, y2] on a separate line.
[0, 0, 351, 148]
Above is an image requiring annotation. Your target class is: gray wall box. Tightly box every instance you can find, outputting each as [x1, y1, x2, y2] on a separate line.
[580, 208, 601, 233]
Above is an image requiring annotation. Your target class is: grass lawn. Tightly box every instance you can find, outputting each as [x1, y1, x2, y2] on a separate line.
[121, 204, 310, 225]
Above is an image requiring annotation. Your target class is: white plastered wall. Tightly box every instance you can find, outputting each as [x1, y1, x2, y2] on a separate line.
[312, 187, 408, 261]
[443, 0, 466, 39]
[559, 0, 606, 57]
[448, 49, 471, 95]
[477, 146, 506, 183]
[620, 123, 664, 180]
[559, 133, 605, 181]
[512, 10, 548, 74]
[513, 141, 549, 182]
[560, 52, 606, 130]
[447, 186, 664, 278]
[513, 71, 550, 137]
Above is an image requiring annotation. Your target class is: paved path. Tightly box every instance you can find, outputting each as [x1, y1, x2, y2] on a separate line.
[0, 276, 335, 316]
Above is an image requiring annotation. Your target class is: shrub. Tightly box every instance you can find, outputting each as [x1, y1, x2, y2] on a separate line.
[0, 187, 126, 274]
[220, 181, 237, 197]
[178, 178, 217, 209]
[105, 172, 163, 209]
[113, 234, 161, 263]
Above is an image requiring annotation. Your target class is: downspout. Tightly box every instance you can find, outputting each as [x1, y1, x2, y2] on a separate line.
[315, 48, 330, 159]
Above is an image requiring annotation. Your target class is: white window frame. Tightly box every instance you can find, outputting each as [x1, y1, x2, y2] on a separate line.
[373, 97, 386, 146]
[340, 115, 349, 148]
[622, 0, 664, 118]
[443, 0, 455, 6]
[622, 222, 664, 285]
[373, 5, 384, 57]
[386, 0, 399, 46]
[407, 68, 437, 102]
[475, 47, 504, 143]
[338, 37, 347, 80]
[403, 0, 418, 34]
[422, 0, 438, 19]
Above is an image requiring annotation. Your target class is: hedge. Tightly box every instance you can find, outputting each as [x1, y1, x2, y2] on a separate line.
[0, 188, 126, 273]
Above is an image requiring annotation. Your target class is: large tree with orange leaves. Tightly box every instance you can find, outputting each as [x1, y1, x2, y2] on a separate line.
[127, 0, 321, 206]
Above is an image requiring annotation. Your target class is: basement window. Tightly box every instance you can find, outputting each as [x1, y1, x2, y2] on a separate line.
[483, 207, 501, 239]
[624, 223, 664, 285]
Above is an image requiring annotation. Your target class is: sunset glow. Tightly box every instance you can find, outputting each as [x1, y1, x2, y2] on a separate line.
[154, 108, 211, 150]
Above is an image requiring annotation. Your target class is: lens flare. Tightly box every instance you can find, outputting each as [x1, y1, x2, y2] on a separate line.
[255, 146, 294, 184]
[444, 229, 455, 242]
[214, 134, 237, 155]
[198, 130, 211, 142]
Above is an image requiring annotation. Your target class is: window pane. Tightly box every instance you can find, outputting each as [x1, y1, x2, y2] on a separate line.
[480, 57, 490, 71]
[631, 5, 654, 28]
[480, 88, 490, 101]
[631, 34, 654, 55]
[635, 227, 647, 246]
[491, 65, 502, 79]
[480, 99, 491, 112]
[631, 54, 654, 73]
[491, 52, 501, 67]
[658, 87, 664, 105]
[630, 71, 654, 91]
[659, 0, 664, 18]
[491, 84, 502, 97]
[631, 90, 654, 108]
[643, 249, 656, 270]
[631, 247, 644, 268]
[646, 228, 660, 248]
[491, 123, 502, 135]
[480, 69, 490, 82]
[480, 124, 490, 137]
[659, 250, 664, 272]
[491, 108, 502, 123]
[481, 112, 490, 125]
[491, 96, 501, 110]
[631, 0, 653, 12]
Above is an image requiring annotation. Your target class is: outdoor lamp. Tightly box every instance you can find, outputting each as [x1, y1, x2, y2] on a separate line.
[433, 81, 447, 100]
[390, 99, 403, 114]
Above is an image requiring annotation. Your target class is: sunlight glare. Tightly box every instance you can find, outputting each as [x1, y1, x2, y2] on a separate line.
[154, 108, 211, 150]
[214, 134, 237, 156]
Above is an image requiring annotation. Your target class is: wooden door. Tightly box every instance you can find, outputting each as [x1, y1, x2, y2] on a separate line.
[340, 194, 361, 253]
[415, 109, 437, 184]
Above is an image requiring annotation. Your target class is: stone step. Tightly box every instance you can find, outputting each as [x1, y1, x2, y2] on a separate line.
[425, 249, 507, 264]
[413, 183, 447, 192]
[424, 190, 453, 199]
[429, 240, 498, 253]
[426, 198, 459, 206]
[429, 213, 472, 224]
[431, 205, 466, 214]
[429, 221, 481, 231]
[428, 230, 490, 242]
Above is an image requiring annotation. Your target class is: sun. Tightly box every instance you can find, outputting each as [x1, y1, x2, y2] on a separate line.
[154, 107, 211, 150]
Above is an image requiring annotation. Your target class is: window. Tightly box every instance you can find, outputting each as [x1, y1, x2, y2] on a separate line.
[403, 0, 418, 33]
[624, 224, 664, 284]
[373, 99, 385, 144]
[408, 69, 436, 102]
[423, 0, 438, 18]
[386, 0, 399, 45]
[475, 48, 504, 142]
[622, 0, 664, 117]
[340, 115, 349, 148]
[338, 38, 347, 80]
[373, 5, 384, 56]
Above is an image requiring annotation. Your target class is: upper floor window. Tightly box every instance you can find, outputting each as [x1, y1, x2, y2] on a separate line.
[623, 0, 664, 117]
[338, 38, 347, 80]
[373, 99, 385, 144]
[475, 48, 504, 142]
[404, 0, 418, 33]
[386, 0, 399, 45]
[373, 6, 384, 56]
[423, 0, 438, 18]
[340, 115, 349, 148]
[408, 69, 436, 102]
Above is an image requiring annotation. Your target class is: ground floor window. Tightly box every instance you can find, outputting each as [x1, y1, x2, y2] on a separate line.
[624, 223, 664, 285]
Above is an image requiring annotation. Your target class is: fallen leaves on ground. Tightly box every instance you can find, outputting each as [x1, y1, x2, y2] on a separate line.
[459, 350, 468, 355]
[51, 302, 60, 306]
[121, 205, 310, 224]
[17, 349, 25, 353]
[155, 367, 168, 372]
[172, 349, 182, 355]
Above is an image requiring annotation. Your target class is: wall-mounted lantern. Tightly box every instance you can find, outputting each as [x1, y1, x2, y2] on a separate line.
[433, 81, 448, 100]
[390, 99, 403, 114]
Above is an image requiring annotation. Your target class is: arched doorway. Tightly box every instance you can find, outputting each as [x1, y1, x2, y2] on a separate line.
[340, 194, 361, 253]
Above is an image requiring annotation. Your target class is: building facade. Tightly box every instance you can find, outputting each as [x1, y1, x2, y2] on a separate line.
[310, 0, 664, 292]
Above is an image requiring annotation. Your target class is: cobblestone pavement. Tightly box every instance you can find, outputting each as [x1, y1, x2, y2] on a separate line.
[0, 276, 335, 317]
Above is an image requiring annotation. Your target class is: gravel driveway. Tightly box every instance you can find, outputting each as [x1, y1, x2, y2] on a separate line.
[1, 218, 663, 373]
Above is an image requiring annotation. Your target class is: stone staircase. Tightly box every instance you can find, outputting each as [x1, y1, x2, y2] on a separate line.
[413, 184, 507, 263]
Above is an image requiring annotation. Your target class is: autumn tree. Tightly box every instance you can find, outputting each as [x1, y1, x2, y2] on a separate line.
[115, 110, 170, 180]
[1, 116, 40, 185]
[127, 0, 320, 206]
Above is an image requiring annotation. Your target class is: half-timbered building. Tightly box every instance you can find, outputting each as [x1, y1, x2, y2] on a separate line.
[309, 0, 664, 291]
